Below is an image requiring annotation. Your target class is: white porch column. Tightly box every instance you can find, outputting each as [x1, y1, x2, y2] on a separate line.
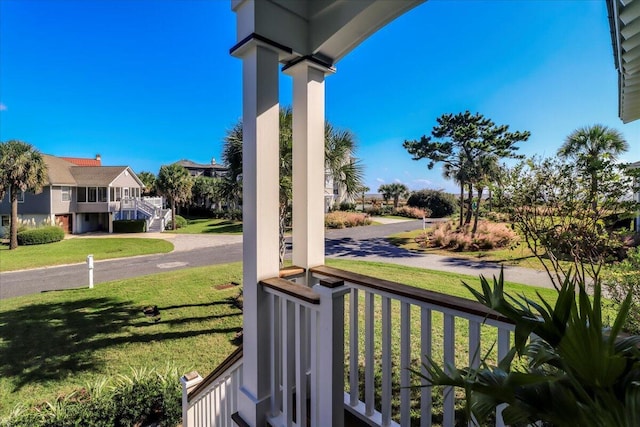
[284, 60, 333, 281]
[234, 42, 281, 426]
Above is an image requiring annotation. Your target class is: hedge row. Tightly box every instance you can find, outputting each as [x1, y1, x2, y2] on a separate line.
[16, 226, 65, 245]
[1, 372, 181, 427]
[113, 220, 146, 233]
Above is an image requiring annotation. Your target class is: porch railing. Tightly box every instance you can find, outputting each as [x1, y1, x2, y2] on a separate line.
[185, 265, 516, 427]
[182, 346, 243, 427]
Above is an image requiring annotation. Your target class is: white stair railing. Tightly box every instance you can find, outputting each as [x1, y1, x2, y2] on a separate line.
[182, 347, 243, 427]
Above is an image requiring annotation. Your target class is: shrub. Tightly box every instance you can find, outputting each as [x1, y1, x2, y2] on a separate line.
[364, 205, 393, 216]
[1, 367, 181, 427]
[16, 226, 64, 245]
[603, 247, 640, 334]
[338, 201, 357, 212]
[407, 190, 457, 218]
[112, 220, 146, 233]
[420, 221, 517, 251]
[393, 206, 431, 219]
[325, 211, 371, 229]
[165, 214, 187, 230]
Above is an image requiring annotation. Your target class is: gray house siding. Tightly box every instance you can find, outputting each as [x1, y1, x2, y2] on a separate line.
[0, 186, 52, 215]
[51, 185, 76, 214]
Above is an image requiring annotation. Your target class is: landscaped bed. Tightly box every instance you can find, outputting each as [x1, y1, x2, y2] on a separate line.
[0, 259, 562, 421]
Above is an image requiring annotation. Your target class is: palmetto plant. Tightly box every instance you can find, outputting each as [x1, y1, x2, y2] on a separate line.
[417, 271, 640, 427]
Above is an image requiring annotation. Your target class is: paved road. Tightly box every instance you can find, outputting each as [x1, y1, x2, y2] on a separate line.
[0, 219, 554, 299]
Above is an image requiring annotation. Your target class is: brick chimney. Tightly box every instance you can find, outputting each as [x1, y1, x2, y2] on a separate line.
[95, 154, 102, 165]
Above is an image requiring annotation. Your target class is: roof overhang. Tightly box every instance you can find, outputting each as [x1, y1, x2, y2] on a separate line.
[231, 0, 425, 68]
[608, 0, 640, 123]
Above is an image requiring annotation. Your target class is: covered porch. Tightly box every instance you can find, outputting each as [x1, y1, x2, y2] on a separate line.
[181, 0, 640, 426]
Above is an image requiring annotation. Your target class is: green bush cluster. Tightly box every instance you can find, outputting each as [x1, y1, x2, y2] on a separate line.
[165, 214, 187, 230]
[16, 226, 64, 245]
[112, 220, 146, 233]
[1, 369, 181, 427]
[406, 189, 457, 218]
[603, 247, 640, 334]
[363, 205, 393, 216]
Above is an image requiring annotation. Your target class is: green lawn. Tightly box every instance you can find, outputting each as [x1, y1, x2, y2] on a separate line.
[0, 259, 561, 419]
[0, 238, 174, 272]
[166, 218, 242, 235]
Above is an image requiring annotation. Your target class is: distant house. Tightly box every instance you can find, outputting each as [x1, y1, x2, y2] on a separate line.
[0, 154, 166, 235]
[174, 159, 228, 178]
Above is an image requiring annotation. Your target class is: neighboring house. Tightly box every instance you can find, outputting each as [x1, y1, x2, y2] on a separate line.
[0, 154, 166, 235]
[174, 159, 228, 178]
[324, 157, 357, 212]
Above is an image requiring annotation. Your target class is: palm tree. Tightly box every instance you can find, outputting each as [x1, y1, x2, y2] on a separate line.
[0, 140, 48, 249]
[378, 183, 409, 209]
[137, 171, 157, 196]
[156, 164, 193, 230]
[221, 121, 243, 212]
[358, 185, 370, 211]
[558, 125, 628, 210]
[325, 123, 365, 204]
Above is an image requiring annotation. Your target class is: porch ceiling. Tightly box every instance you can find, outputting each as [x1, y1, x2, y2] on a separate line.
[231, 0, 425, 67]
[609, 0, 640, 123]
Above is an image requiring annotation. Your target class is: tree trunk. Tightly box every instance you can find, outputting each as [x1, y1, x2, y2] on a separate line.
[472, 187, 483, 235]
[171, 200, 177, 230]
[279, 202, 287, 268]
[9, 185, 18, 250]
[459, 182, 464, 228]
[464, 183, 473, 225]
[393, 196, 399, 210]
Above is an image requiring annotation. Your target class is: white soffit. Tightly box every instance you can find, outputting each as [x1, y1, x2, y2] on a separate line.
[610, 0, 640, 123]
[231, 0, 425, 67]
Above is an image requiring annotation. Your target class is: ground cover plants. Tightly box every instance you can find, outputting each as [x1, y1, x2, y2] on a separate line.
[325, 211, 372, 228]
[415, 220, 518, 251]
[0, 238, 173, 272]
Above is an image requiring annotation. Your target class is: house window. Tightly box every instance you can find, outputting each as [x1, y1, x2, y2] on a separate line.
[88, 187, 97, 203]
[1, 216, 9, 227]
[17, 191, 24, 203]
[98, 187, 107, 202]
[77, 187, 87, 202]
[116, 187, 121, 201]
[61, 186, 71, 202]
[109, 187, 114, 201]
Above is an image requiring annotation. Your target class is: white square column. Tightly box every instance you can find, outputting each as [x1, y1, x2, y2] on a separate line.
[235, 42, 281, 426]
[284, 60, 333, 280]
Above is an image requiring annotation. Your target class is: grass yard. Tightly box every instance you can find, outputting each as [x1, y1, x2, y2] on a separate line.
[166, 218, 242, 235]
[0, 258, 563, 420]
[0, 238, 174, 272]
[0, 263, 244, 416]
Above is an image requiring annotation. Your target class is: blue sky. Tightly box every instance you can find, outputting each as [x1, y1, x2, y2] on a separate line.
[1, 0, 638, 193]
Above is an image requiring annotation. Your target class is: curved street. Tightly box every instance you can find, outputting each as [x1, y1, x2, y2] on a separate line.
[0, 219, 554, 300]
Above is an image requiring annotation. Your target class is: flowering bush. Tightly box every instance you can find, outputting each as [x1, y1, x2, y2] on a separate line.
[325, 211, 371, 229]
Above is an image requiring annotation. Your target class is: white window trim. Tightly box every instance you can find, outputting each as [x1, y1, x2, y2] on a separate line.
[61, 186, 71, 202]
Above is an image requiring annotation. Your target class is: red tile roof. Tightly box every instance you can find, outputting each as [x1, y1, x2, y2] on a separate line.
[60, 157, 102, 166]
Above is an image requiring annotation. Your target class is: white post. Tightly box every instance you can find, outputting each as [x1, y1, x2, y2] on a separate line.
[86, 254, 94, 289]
[284, 60, 333, 284]
[232, 40, 281, 426]
[180, 371, 203, 427]
[313, 278, 348, 427]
